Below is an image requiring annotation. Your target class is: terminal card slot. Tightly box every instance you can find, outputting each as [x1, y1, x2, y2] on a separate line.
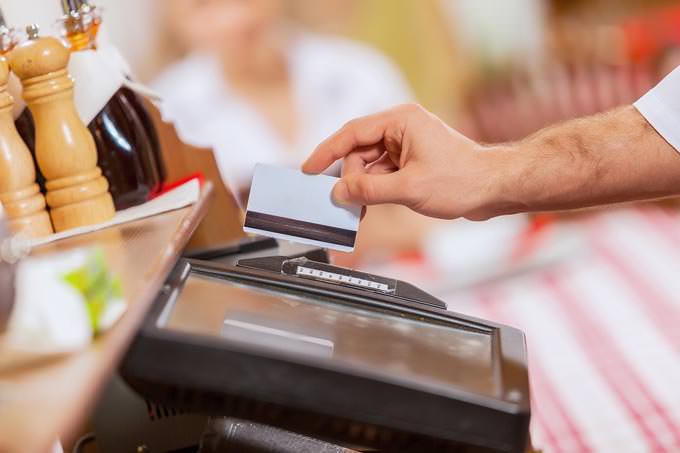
[281, 257, 397, 294]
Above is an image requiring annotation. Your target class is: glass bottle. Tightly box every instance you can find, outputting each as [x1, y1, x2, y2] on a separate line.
[75, 0, 166, 193]
[63, 0, 164, 208]
[77, 0, 102, 50]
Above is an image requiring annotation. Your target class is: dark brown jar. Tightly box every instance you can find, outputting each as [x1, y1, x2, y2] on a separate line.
[118, 86, 166, 193]
[89, 87, 162, 209]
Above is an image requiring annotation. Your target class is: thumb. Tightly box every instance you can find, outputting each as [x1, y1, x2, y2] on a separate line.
[333, 173, 407, 206]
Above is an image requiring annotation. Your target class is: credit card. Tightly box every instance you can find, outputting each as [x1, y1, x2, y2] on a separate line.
[243, 164, 361, 252]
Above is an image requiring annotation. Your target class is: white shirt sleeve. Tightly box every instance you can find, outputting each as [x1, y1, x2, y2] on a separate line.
[634, 65, 680, 151]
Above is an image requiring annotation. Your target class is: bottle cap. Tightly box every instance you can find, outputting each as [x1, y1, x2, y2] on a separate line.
[78, 1, 97, 29]
[61, 0, 79, 15]
[60, 1, 85, 35]
[26, 24, 39, 40]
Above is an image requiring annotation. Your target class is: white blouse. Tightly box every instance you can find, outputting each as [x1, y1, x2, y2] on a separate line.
[153, 33, 413, 194]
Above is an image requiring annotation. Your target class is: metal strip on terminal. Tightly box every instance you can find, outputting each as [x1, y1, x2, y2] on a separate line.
[295, 266, 390, 292]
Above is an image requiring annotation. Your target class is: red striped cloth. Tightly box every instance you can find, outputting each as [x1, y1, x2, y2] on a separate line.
[375, 206, 680, 452]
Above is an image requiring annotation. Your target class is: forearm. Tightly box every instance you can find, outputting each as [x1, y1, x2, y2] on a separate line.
[484, 105, 680, 216]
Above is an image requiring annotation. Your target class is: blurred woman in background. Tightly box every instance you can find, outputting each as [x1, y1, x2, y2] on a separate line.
[154, 0, 412, 200]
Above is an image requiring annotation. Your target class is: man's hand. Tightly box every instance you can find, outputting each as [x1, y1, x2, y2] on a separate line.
[304, 104, 680, 220]
[303, 104, 504, 220]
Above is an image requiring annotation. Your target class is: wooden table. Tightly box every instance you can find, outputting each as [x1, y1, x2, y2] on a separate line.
[0, 185, 212, 453]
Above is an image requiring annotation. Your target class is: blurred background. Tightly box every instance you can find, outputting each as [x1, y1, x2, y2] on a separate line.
[88, 1, 680, 451]
[106, 0, 680, 134]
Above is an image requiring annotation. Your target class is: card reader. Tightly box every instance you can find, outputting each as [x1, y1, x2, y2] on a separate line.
[121, 256, 531, 452]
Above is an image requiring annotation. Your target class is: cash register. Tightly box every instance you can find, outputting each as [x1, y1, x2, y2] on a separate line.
[120, 239, 531, 453]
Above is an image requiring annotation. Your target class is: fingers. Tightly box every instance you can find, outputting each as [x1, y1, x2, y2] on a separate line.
[342, 148, 397, 180]
[302, 106, 408, 174]
[341, 145, 384, 177]
[365, 152, 398, 175]
[333, 172, 409, 207]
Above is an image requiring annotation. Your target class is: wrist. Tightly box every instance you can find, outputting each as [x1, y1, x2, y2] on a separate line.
[471, 144, 528, 220]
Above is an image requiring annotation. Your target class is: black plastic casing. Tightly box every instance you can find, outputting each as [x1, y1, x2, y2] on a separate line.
[121, 258, 531, 453]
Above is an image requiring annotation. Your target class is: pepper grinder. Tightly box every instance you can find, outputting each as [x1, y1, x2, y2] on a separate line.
[9, 25, 114, 232]
[0, 55, 53, 238]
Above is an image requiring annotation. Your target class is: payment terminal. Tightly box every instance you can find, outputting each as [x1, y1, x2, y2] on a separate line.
[121, 245, 531, 452]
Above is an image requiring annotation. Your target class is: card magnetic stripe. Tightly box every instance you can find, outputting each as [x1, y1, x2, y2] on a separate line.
[244, 211, 356, 248]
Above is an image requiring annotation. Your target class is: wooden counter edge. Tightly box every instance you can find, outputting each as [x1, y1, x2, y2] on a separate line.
[59, 182, 216, 444]
[0, 183, 214, 453]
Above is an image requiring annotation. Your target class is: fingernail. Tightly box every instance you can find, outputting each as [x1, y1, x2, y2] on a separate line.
[333, 180, 351, 205]
[301, 162, 315, 175]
